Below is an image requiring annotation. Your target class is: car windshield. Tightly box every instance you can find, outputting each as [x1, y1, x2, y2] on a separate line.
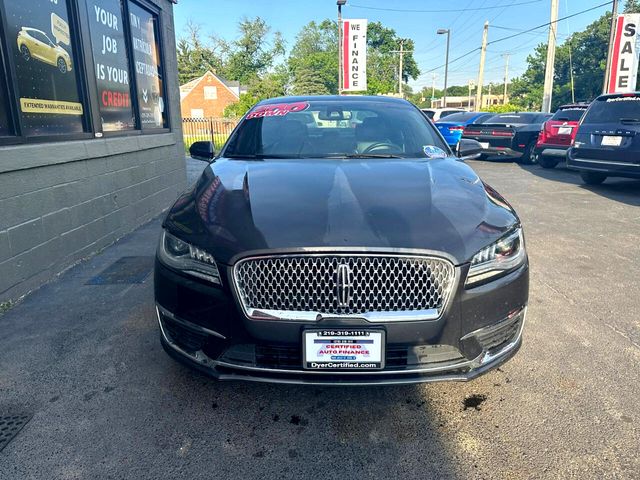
[551, 108, 586, 122]
[436, 112, 479, 123]
[224, 99, 449, 159]
[582, 96, 640, 124]
[485, 113, 542, 125]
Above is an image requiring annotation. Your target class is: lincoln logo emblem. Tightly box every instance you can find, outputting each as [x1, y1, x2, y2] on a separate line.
[336, 263, 354, 307]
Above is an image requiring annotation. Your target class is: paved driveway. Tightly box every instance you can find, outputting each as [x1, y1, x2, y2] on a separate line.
[0, 159, 638, 479]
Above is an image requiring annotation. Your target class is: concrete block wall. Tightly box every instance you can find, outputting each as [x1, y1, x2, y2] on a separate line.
[0, 135, 187, 301]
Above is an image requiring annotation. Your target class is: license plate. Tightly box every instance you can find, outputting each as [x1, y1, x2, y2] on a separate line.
[558, 127, 572, 135]
[479, 142, 489, 149]
[303, 329, 385, 370]
[602, 135, 622, 146]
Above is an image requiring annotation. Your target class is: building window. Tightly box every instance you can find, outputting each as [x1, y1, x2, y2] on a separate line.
[85, 0, 136, 132]
[203, 86, 217, 100]
[4, 0, 87, 136]
[190, 108, 204, 118]
[128, 1, 167, 129]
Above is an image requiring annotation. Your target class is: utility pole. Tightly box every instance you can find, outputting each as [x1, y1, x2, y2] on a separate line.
[541, 0, 559, 113]
[431, 73, 437, 107]
[399, 40, 404, 96]
[603, 0, 620, 93]
[475, 21, 489, 111]
[337, 0, 346, 94]
[502, 53, 510, 105]
[437, 29, 451, 108]
[468, 80, 474, 110]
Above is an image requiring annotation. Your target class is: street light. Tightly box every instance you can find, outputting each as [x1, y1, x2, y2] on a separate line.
[338, 0, 347, 94]
[437, 28, 450, 109]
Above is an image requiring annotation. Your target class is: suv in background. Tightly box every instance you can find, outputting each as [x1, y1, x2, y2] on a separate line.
[534, 104, 589, 169]
[567, 93, 640, 185]
[462, 112, 551, 164]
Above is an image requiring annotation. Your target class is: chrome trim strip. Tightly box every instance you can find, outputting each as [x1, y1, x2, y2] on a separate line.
[571, 158, 640, 167]
[230, 252, 458, 323]
[156, 304, 226, 339]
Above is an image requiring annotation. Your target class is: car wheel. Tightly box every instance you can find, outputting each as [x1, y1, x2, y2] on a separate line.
[517, 141, 536, 165]
[538, 155, 559, 169]
[20, 45, 31, 61]
[57, 57, 67, 74]
[580, 171, 607, 185]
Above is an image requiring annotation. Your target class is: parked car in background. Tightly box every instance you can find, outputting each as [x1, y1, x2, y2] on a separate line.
[436, 112, 494, 147]
[534, 104, 589, 169]
[421, 108, 467, 122]
[462, 112, 552, 164]
[567, 93, 640, 185]
[156, 95, 529, 385]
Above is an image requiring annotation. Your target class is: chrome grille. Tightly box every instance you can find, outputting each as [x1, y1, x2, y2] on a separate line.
[233, 254, 455, 321]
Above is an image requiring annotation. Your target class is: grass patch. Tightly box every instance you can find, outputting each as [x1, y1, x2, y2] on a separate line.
[0, 300, 13, 315]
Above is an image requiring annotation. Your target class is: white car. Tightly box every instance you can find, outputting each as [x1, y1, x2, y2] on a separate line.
[421, 108, 466, 122]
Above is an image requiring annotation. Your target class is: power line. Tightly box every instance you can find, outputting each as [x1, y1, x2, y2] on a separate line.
[417, 0, 613, 77]
[348, 0, 542, 13]
[487, 1, 613, 45]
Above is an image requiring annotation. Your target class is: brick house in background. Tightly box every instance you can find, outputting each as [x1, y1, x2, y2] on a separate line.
[180, 71, 247, 118]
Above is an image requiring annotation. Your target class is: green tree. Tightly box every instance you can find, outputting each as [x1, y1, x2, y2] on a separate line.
[176, 22, 223, 84]
[223, 66, 288, 117]
[288, 20, 339, 94]
[216, 17, 285, 85]
[291, 67, 330, 95]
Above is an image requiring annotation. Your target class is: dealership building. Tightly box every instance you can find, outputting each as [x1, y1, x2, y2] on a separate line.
[0, 0, 186, 301]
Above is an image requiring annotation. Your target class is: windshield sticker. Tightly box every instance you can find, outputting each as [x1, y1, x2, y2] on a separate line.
[246, 101, 310, 119]
[423, 145, 448, 158]
[606, 96, 640, 102]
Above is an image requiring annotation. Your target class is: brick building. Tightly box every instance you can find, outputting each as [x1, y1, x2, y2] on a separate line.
[0, 0, 186, 301]
[180, 71, 246, 118]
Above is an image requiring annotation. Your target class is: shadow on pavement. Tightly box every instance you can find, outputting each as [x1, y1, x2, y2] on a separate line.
[515, 162, 640, 207]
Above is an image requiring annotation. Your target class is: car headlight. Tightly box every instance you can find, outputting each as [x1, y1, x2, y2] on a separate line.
[158, 230, 221, 285]
[466, 227, 526, 287]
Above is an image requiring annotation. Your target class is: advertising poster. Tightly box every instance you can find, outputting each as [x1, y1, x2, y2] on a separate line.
[85, 0, 135, 131]
[128, 2, 166, 129]
[342, 19, 368, 92]
[607, 14, 640, 94]
[4, 0, 84, 136]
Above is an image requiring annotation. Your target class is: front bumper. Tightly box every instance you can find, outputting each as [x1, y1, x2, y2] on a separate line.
[154, 258, 529, 385]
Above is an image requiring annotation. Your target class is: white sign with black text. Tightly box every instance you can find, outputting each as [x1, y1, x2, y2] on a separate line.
[342, 19, 367, 92]
[608, 14, 640, 94]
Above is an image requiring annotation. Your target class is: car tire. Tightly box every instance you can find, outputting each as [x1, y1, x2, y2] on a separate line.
[20, 45, 31, 61]
[538, 155, 559, 169]
[517, 141, 536, 165]
[57, 58, 68, 74]
[580, 171, 607, 185]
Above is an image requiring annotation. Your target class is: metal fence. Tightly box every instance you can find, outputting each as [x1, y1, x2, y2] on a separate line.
[182, 117, 239, 152]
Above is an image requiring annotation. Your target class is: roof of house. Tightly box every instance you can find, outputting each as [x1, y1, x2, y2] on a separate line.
[179, 71, 246, 101]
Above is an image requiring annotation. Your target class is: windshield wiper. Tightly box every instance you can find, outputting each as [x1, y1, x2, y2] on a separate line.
[225, 153, 302, 159]
[620, 118, 640, 124]
[339, 153, 405, 159]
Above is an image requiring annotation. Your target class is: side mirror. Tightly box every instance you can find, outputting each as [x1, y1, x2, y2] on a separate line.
[189, 141, 215, 162]
[456, 139, 483, 161]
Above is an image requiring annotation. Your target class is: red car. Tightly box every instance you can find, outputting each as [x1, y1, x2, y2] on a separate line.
[534, 104, 589, 168]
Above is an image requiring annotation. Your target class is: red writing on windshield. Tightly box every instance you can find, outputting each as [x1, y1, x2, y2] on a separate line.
[246, 102, 310, 119]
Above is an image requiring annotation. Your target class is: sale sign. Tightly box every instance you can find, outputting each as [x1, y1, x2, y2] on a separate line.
[342, 19, 368, 92]
[607, 14, 640, 94]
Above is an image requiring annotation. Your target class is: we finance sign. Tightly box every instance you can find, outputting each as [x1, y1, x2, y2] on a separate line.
[342, 19, 367, 92]
[608, 14, 640, 93]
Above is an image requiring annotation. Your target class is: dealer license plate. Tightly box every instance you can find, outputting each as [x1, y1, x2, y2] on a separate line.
[558, 126, 572, 135]
[303, 329, 385, 370]
[479, 142, 490, 149]
[602, 135, 622, 146]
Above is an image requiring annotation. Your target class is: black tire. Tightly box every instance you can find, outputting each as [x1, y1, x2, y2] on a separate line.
[57, 57, 67, 74]
[20, 44, 31, 61]
[580, 171, 607, 185]
[517, 141, 536, 165]
[538, 155, 559, 169]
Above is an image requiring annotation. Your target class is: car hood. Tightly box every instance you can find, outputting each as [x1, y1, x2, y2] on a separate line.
[164, 157, 520, 265]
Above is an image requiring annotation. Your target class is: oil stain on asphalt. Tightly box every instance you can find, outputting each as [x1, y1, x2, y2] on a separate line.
[463, 394, 488, 411]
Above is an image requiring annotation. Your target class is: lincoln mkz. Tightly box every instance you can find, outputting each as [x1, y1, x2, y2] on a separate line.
[155, 96, 529, 385]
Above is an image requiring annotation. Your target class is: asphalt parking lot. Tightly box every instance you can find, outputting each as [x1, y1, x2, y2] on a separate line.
[1, 158, 639, 479]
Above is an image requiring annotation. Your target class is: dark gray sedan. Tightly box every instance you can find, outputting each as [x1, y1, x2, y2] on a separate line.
[154, 95, 529, 385]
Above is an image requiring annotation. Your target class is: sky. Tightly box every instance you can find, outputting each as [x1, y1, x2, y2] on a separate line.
[173, 0, 613, 92]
